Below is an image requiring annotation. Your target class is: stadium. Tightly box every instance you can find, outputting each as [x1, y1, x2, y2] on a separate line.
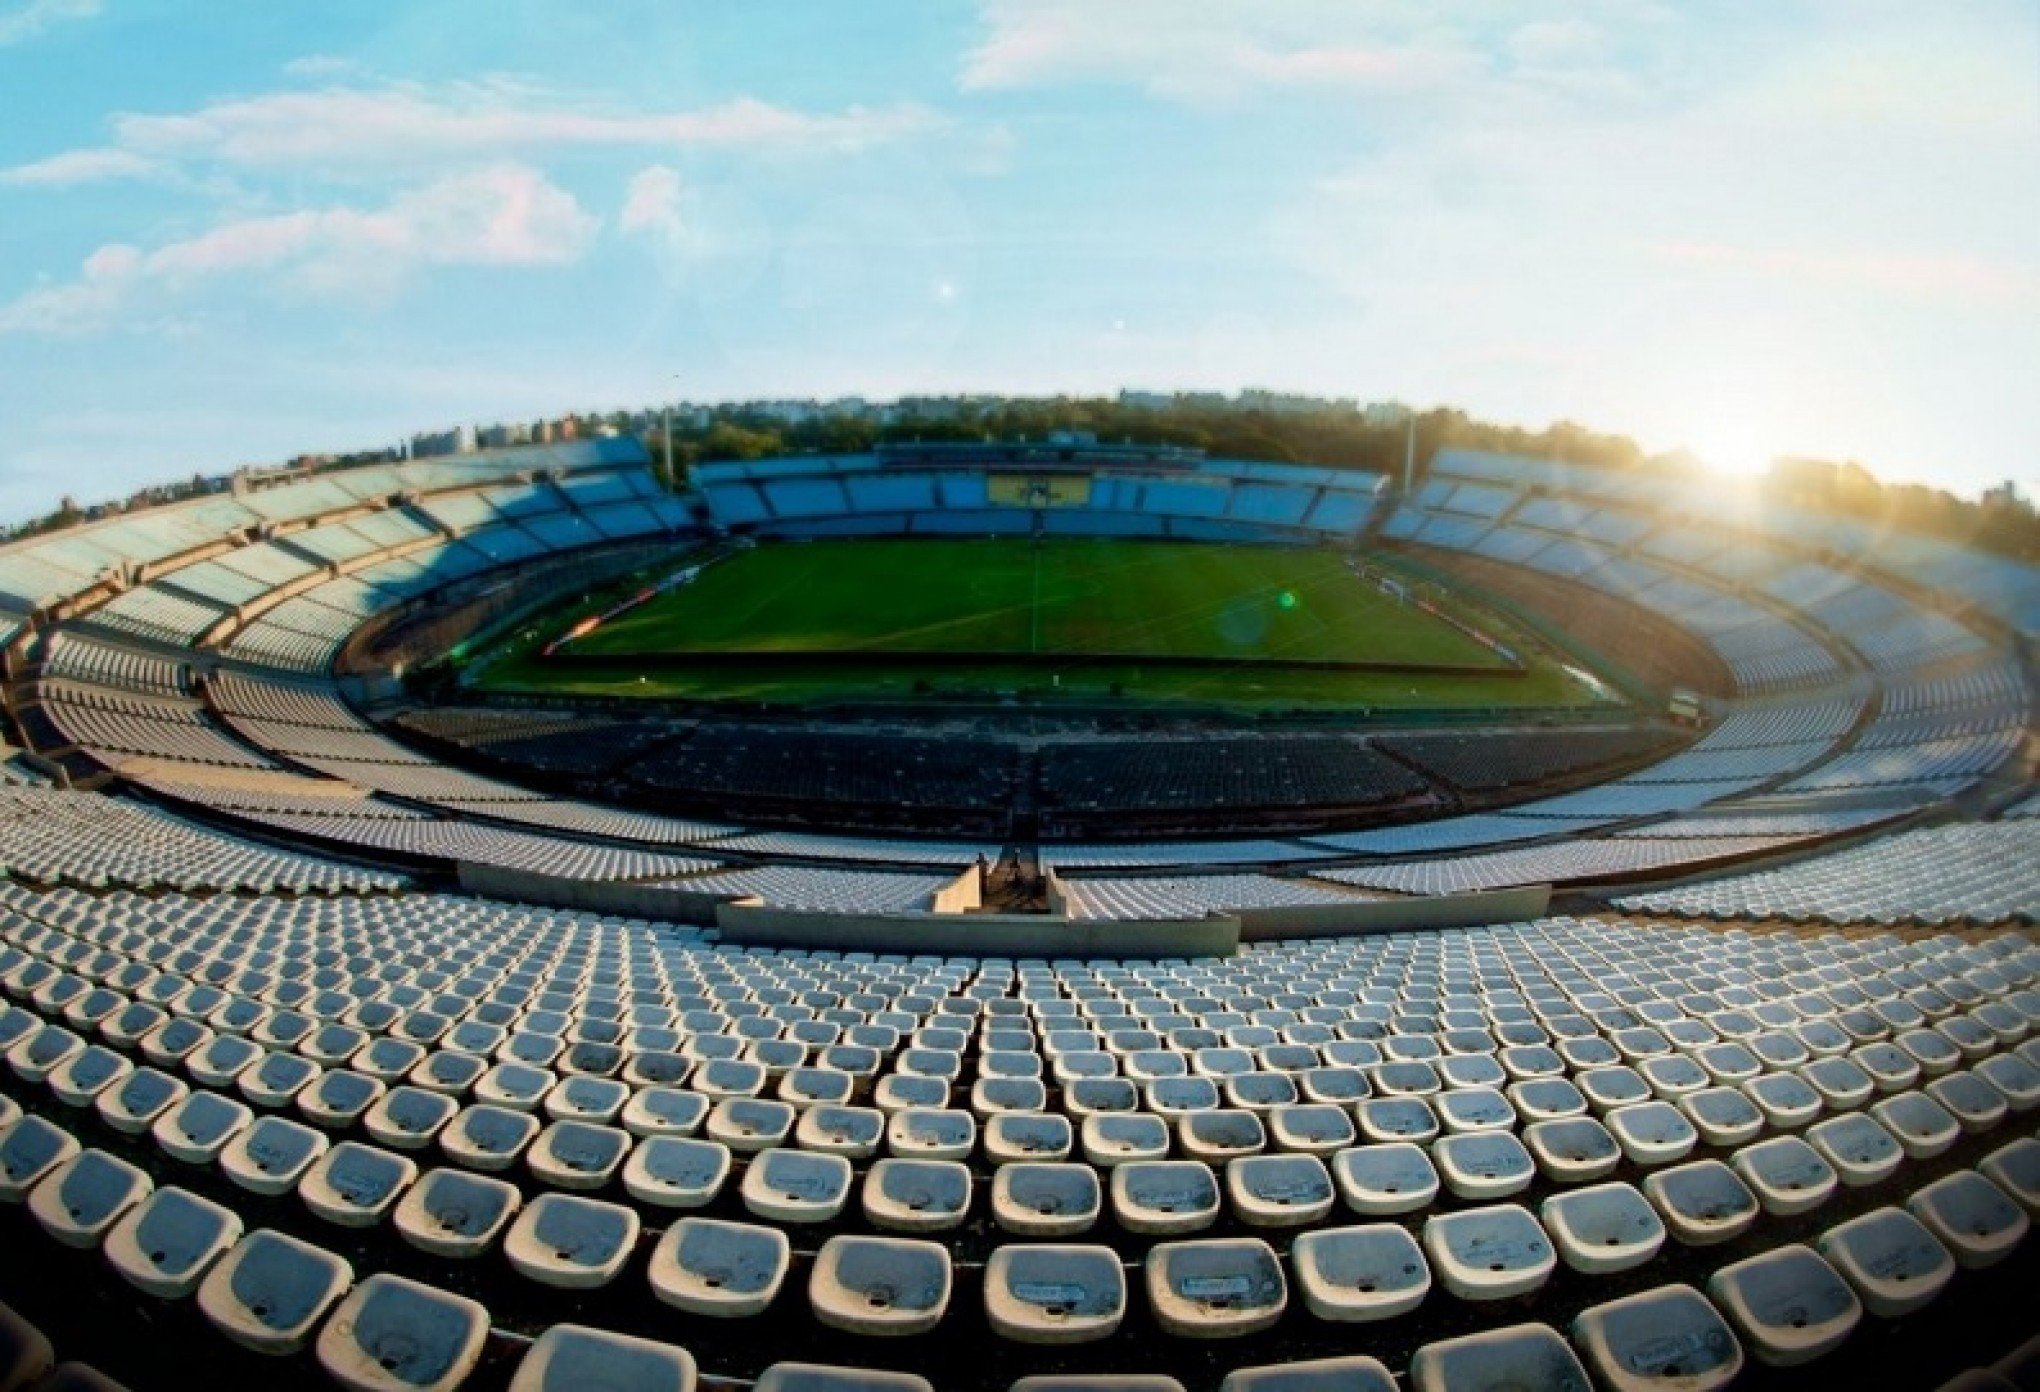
[0, 427, 2036, 1392]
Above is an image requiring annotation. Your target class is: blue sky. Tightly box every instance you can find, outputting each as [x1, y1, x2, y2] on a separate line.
[1, 0, 2034, 520]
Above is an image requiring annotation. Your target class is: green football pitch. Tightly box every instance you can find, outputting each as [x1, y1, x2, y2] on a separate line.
[567, 538, 1509, 667]
[468, 538, 1611, 712]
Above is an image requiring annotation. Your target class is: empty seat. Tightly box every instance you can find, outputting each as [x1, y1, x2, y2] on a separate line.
[1288, 1223, 1430, 1322]
[984, 1113, 1074, 1165]
[364, 1088, 458, 1151]
[527, 1121, 631, 1190]
[1539, 1182, 1665, 1275]
[1225, 1154, 1333, 1228]
[1265, 1105, 1355, 1156]
[1706, 1244, 1860, 1366]
[1112, 1161, 1219, 1235]
[505, 1193, 641, 1289]
[1806, 1113, 1904, 1188]
[863, 1159, 972, 1233]
[1409, 1322, 1591, 1392]
[1906, 1169, 2029, 1269]
[1218, 1356, 1395, 1392]
[1432, 1132, 1535, 1201]
[1643, 1160, 1761, 1247]
[104, 1185, 244, 1299]
[1570, 1283, 1743, 1392]
[299, 1143, 417, 1228]
[95, 1069, 188, 1136]
[621, 1087, 710, 1139]
[1082, 1114, 1170, 1167]
[1423, 1203, 1556, 1302]
[393, 1168, 522, 1259]
[1871, 1091, 1962, 1159]
[219, 1116, 330, 1197]
[887, 1108, 976, 1161]
[1679, 1087, 1765, 1149]
[508, 1325, 695, 1392]
[439, 1104, 539, 1172]
[756, 1365, 932, 1392]
[151, 1092, 252, 1166]
[1521, 1117, 1620, 1185]
[744, 1148, 854, 1224]
[1356, 1098, 1439, 1145]
[622, 1136, 730, 1209]
[0, 1300, 54, 1392]
[1733, 1136, 1838, 1216]
[1332, 1142, 1439, 1216]
[797, 1105, 887, 1159]
[994, 1162, 1100, 1237]
[1979, 1137, 2040, 1213]
[27, 1148, 151, 1248]
[1604, 1101, 1698, 1166]
[1817, 1206, 1955, 1317]
[1144, 1237, 1286, 1338]
[196, 1228, 354, 1355]
[810, 1235, 952, 1336]
[982, 1243, 1126, 1344]
[649, 1217, 791, 1318]
[316, 1273, 489, 1392]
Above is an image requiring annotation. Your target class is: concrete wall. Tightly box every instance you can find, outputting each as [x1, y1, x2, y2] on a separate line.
[1235, 884, 1551, 940]
[716, 904, 1241, 958]
[456, 862, 737, 924]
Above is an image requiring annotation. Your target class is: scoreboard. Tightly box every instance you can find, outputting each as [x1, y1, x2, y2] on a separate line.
[987, 473, 1093, 508]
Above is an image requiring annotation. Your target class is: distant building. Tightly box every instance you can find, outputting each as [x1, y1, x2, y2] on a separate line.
[409, 424, 476, 458]
[476, 423, 532, 450]
[1364, 400, 1412, 425]
[1117, 390, 1174, 411]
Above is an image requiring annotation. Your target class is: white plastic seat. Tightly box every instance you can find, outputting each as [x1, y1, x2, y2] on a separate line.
[543, 1076, 630, 1124]
[1225, 1154, 1333, 1228]
[756, 1364, 932, 1392]
[95, 1068, 188, 1135]
[0, 1115, 81, 1202]
[972, 1078, 1048, 1117]
[152, 1091, 253, 1166]
[707, 1097, 796, 1153]
[1355, 1098, 1438, 1145]
[1111, 1160, 1218, 1235]
[1265, 1104, 1355, 1156]
[1539, 1182, 1664, 1275]
[27, 1148, 151, 1247]
[219, 1115, 330, 1197]
[809, 1234, 952, 1336]
[1980, 1136, 2040, 1213]
[1288, 1223, 1430, 1323]
[1800, 1056, 1875, 1111]
[984, 1113, 1073, 1165]
[527, 1121, 631, 1191]
[1904, 1170, 2029, 1269]
[621, 1087, 710, 1139]
[649, 1217, 791, 1318]
[1419, 1195, 1557, 1304]
[1508, 1079, 1587, 1123]
[1081, 1113, 1169, 1167]
[363, 1087, 458, 1151]
[1870, 1090, 1962, 1159]
[197, 1228, 354, 1355]
[47, 1045, 133, 1107]
[1816, 1206, 1954, 1318]
[104, 1185, 245, 1298]
[994, 1162, 1101, 1237]
[299, 1143, 417, 1228]
[1974, 1053, 2040, 1112]
[1571, 1283, 1743, 1392]
[316, 1273, 490, 1392]
[1432, 1132, 1535, 1201]
[1805, 1113, 1903, 1188]
[1521, 1117, 1620, 1185]
[1604, 1101, 1697, 1166]
[1178, 1110, 1266, 1165]
[1732, 1136, 1837, 1217]
[863, 1158, 972, 1233]
[1331, 1142, 1438, 1216]
[299, 1071, 386, 1130]
[1678, 1087, 1765, 1148]
[622, 1136, 730, 1209]
[982, 1243, 1126, 1344]
[1435, 1088, 1517, 1135]
[888, 1108, 976, 1161]
[744, 1148, 854, 1224]
[508, 1324, 696, 1392]
[1408, 1322, 1590, 1392]
[1706, 1244, 1860, 1366]
[393, 1167, 522, 1259]
[439, 1104, 539, 1172]
[1218, 1356, 1395, 1392]
[1143, 1237, 1286, 1338]
[505, 1192, 641, 1289]
[1743, 1073, 1824, 1130]
[1926, 1071, 2009, 1134]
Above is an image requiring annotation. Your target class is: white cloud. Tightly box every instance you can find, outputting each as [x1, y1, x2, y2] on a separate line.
[0, 165, 598, 333]
[0, 147, 164, 187]
[0, 0, 98, 47]
[2, 80, 940, 185]
[620, 165, 687, 244]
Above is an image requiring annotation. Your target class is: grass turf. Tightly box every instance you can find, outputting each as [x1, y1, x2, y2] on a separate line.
[567, 538, 1510, 667]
